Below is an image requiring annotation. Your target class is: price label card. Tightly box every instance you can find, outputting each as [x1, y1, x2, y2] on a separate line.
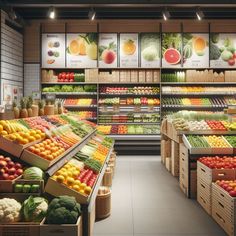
[148, 106, 154, 112]
[113, 105, 120, 113]
[46, 93, 56, 101]
[5, 104, 13, 111]
[32, 91, 41, 100]
[134, 105, 141, 112]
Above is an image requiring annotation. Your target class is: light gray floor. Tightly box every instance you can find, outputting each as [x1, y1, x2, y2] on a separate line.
[94, 155, 227, 236]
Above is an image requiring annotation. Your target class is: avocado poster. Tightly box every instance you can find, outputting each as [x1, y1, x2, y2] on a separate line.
[183, 33, 209, 68]
[140, 33, 160, 68]
[120, 33, 139, 68]
[210, 33, 236, 68]
[42, 33, 65, 68]
[98, 33, 118, 68]
[66, 33, 97, 68]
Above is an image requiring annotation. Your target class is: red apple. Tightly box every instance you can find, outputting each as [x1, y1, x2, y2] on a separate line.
[15, 163, 22, 170]
[4, 157, 11, 163]
[0, 156, 5, 161]
[16, 169, 23, 176]
[8, 175, 15, 181]
[7, 161, 15, 168]
[102, 49, 116, 64]
[229, 190, 236, 197]
[0, 169, 5, 175]
[8, 167, 16, 175]
[2, 173, 9, 180]
[0, 160, 7, 168]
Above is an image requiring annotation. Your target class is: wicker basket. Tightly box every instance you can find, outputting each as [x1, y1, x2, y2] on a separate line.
[102, 167, 113, 187]
[96, 187, 111, 220]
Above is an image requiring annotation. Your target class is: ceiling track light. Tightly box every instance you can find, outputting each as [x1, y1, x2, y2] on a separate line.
[162, 8, 170, 21]
[196, 8, 204, 20]
[49, 6, 55, 19]
[8, 7, 17, 20]
[88, 8, 96, 21]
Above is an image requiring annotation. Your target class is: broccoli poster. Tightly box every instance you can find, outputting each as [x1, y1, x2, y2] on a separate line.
[140, 33, 160, 68]
[98, 33, 118, 68]
[42, 34, 65, 68]
[120, 33, 139, 68]
[183, 33, 209, 68]
[210, 33, 236, 68]
[66, 33, 98, 68]
[162, 33, 182, 68]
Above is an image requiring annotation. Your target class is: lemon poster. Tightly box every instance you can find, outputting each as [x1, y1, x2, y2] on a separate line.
[120, 33, 139, 68]
[42, 34, 65, 68]
[98, 33, 118, 68]
[140, 33, 160, 68]
[183, 33, 209, 68]
[210, 33, 236, 68]
[162, 33, 182, 68]
[66, 33, 98, 68]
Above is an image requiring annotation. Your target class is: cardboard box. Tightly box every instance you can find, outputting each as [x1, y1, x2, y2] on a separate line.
[138, 70, 146, 83]
[40, 217, 82, 236]
[153, 70, 160, 82]
[130, 70, 138, 83]
[146, 70, 153, 83]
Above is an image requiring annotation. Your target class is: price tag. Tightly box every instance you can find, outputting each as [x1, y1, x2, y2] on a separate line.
[46, 93, 56, 101]
[32, 91, 41, 100]
[113, 105, 120, 113]
[148, 106, 154, 112]
[5, 104, 13, 112]
[134, 105, 141, 112]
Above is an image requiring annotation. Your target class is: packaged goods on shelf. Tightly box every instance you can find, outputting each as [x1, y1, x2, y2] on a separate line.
[85, 69, 99, 82]
[225, 70, 236, 82]
[42, 69, 57, 83]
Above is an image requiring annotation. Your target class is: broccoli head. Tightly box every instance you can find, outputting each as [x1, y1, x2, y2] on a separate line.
[46, 196, 81, 224]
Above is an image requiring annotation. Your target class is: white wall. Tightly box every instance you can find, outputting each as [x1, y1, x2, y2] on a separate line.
[24, 64, 40, 96]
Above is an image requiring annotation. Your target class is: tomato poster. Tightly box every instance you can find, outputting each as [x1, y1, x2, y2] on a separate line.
[42, 34, 65, 68]
[66, 33, 97, 68]
[98, 33, 118, 68]
[119, 33, 139, 68]
[183, 33, 209, 68]
[162, 33, 182, 68]
[140, 33, 160, 68]
[210, 33, 236, 68]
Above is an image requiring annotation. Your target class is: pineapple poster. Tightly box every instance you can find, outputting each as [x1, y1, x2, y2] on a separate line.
[183, 33, 209, 68]
[120, 33, 139, 68]
[66, 33, 98, 68]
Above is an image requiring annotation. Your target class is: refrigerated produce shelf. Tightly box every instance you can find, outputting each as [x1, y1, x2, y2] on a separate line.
[42, 92, 97, 95]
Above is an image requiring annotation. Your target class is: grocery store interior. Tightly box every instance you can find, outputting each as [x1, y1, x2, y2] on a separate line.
[1, 1, 236, 236]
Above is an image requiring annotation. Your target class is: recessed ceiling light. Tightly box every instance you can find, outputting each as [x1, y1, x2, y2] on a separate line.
[88, 8, 96, 21]
[49, 6, 55, 19]
[196, 8, 204, 20]
[162, 9, 170, 21]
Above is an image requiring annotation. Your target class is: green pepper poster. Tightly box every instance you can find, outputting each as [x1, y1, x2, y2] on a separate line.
[210, 33, 236, 68]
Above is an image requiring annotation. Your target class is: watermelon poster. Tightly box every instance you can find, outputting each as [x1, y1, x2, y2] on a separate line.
[120, 33, 139, 68]
[162, 33, 182, 68]
[210, 33, 236, 68]
[98, 33, 118, 68]
[183, 33, 209, 68]
[66, 33, 97, 68]
[140, 33, 160, 68]
[42, 33, 65, 68]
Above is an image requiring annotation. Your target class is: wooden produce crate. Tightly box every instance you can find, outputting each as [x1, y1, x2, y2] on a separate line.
[96, 187, 111, 220]
[165, 157, 171, 172]
[161, 119, 167, 136]
[0, 136, 43, 158]
[21, 144, 74, 170]
[180, 169, 197, 198]
[40, 217, 82, 236]
[197, 161, 235, 185]
[166, 121, 182, 143]
[212, 183, 236, 236]
[0, 175, 22, 193]
[0, 221, 41, 236]
[171, 140, 179, 177]
[197, 178, 212, 215]
[161, 139, 171, 164]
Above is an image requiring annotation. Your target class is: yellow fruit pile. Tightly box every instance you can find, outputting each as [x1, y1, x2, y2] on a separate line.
[6, 129, 45, 145]
[0, 120, 28, 136]
[204, 135, 231, 148]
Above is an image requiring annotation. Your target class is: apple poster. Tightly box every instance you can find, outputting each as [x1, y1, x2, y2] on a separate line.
[183, 33, 209, 68]
[42, 33, 65, 68]
[140, 33, 160, 68]
[66, 33, 98, 68]
[120, 33, 139, 68]
[98, 33, 118, 68]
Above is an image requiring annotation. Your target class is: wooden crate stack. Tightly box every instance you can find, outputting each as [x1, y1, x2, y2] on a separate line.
[212, 183, 236, 236]
[197, 161, 235, 215]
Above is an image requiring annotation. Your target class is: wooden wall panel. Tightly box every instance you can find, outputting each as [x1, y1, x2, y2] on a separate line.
[67, 21, 97, 33]
[42, 22, 66, 33]
[183, 20, 209, 32]
[210, 20, 236, 32]
[161, 20, 181, 32]
[24, 22, 40, 63]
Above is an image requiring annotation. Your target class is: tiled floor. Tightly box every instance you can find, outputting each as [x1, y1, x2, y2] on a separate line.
[94, 156, 227, 236]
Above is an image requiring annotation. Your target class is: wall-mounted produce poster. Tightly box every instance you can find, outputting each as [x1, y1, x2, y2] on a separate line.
[42, 34, 65, 68]
[98, 33, 118, 68]
[66, 33, 97, 68]
[140, 33, 160, 68]
[183, 33, 209, 68]
[162, 33, 182, 68]
[210, 33, 236, 68]
[120, 33, 139, 68]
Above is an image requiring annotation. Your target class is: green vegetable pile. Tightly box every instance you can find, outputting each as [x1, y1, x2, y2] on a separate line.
[224, 136, 236, 147]
[187, 135, 210, 148]
[14, 183, 40, 193]
[84, 159, 102, 174]
[46, 196, 81, 224]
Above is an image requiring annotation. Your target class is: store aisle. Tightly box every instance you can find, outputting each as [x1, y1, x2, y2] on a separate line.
[94, 156, 227, 236]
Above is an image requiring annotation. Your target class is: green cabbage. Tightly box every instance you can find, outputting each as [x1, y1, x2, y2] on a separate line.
[23, 167, 44, 180]
[142, 45, 159, 61]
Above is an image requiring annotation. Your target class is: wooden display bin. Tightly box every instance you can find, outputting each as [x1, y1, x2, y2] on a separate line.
[96, 187, 111, 220]
[166, 121, 182, 143]
[0, 221, 42, 236]
[40, 217, 82, 236]
[197, 161, 235, 184]
[165, 157, 171, 172]
[0, 175, 22, 193]
[171, 140, 179, 177]
[102, 167, 113, 187]
[0, 136, 43, 158]
[161, 119, 168, 135]
[212, 183, 236, 236]
[197, 178, 212, 215]
[45, 178, 89, 204]
[161, 139, 171, 164]
[180, 170, 197, 198]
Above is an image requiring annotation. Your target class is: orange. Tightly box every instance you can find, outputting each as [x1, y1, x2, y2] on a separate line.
[72, 185, 80, 192]
[122, 39, 136, 55]
[193, 37, 206, 52]
[69, 40, 80, 56]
